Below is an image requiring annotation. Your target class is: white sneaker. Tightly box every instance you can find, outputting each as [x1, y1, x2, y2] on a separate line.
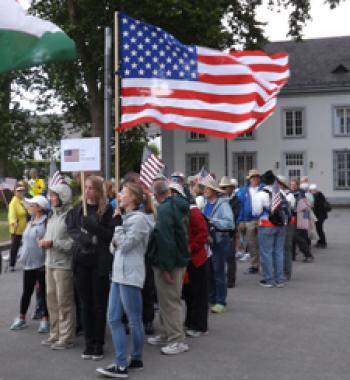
[239, 253, 250, 262]
[235, 251, 244, 259]
[147, 335, 168, 346]
[160, 342, 189, 355]
[38, 320, 49, 334]
[185, 329, 208, 338]
[10, 318, 27, 330]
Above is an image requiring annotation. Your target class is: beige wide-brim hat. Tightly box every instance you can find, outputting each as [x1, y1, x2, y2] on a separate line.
[276, 175, 289, 188]
[219, 176, 234, 188]
[202, 177, 224, 193]
[169, 181, 186, 198]
[246, 169, 261, 180]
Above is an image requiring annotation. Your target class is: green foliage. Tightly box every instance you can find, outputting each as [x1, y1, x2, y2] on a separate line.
[147, 143, 160, 156]
[0, 224, 9, 242]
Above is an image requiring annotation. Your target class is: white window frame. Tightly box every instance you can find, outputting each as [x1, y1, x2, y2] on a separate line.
[232, 152, 257, 186]
[186, 153, 209, 176]
[333, 150, 350, 190]
[283, 151, 306, 180]
[282, 108, 305, 138]
[333, 106, 350, 137]
[235, 130, 255, 140]
[186, 131, 208, 142]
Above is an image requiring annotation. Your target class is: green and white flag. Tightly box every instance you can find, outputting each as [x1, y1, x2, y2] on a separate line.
[0, 0, 76, 74]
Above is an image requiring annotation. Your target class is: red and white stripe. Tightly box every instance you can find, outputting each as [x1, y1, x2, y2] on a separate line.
[140, 154, 165, 189]
[49, 170, 65, 187]
[271, 181, 282, 213]
[120, 47, 289, 139]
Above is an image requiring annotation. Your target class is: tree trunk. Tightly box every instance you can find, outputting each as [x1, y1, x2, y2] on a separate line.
[67, 0, 105, 175]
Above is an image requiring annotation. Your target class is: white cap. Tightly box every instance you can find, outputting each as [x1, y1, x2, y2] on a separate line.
[170, 171, 185, 179]
[300, 182, 309, 191]
[25, 195, 50, 210]
[230, 178, 238, 187]
[309, 184, 318, 191]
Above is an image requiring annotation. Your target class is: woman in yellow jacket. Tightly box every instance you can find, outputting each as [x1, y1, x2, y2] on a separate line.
[8, 182, 28, 271]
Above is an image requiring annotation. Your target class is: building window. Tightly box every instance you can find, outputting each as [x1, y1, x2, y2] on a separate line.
[187, 131, 207, 142]
[186, 153, 209, 176]
[284, 152, 304, 179]
[333, 150, 350, 189]
[236, 131, 254, 140]
[283, 109, 304, 138]
[334, 107, 350, 136]
[232, 152, 257, 186]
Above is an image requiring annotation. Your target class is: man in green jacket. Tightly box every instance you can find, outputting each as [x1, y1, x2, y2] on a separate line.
[147, 180, 190, 355]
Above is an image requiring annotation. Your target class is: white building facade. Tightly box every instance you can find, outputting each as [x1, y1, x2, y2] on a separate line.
[162, 37, 350, 204]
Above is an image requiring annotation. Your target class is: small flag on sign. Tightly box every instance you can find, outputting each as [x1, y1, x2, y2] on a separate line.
[64, 149, 80, 163]
[140, 146, 165, 189]
[271, 180, 282, 213]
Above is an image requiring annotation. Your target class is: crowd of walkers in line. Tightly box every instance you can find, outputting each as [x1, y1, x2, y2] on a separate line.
[6, 167, 330, 378]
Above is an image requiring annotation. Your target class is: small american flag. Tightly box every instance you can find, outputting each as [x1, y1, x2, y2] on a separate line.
[118, 14, 289, 139]
[197, 167, 214, 184]
[140, 146, 165, 189]
[48, 159, 65, 187]
[63, 149, 80, 162]
[271, 180, 282, 213]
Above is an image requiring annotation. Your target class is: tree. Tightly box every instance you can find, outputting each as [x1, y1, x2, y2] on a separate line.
[13, 0, 343, 176]
[0, 72, 66, 177]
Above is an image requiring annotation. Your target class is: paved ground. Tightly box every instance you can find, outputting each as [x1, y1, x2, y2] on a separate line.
[0, 209, 349, 380]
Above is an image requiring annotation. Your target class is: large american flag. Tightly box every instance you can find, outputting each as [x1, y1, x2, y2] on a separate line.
[140, 146, 165, 189]
[118, 14, 289, 138]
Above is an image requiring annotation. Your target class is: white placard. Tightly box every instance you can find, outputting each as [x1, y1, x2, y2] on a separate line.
[60, 138, 101, 172]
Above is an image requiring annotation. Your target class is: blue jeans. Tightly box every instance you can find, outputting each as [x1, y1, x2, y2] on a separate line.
[209, 236, 232, 306]
[108, 283, 144, 368]
[258, 226, 286, 284]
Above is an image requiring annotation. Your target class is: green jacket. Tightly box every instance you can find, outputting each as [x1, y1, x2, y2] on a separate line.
[147, 195, 190, 272]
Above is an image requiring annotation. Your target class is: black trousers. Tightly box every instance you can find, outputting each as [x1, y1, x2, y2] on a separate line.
[142, 261, 156, 324]
[295, 229, 312, 259]
[183, 261, 209, 332]
[75, 265, 110, 350]
[20, 268, 48, 318]
[315, 220, 327, 245]
[10, 234, 22, 268]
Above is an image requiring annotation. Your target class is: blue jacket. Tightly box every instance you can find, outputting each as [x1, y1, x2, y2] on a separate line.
[237, 183, 264, 224]
[203, 197, 234, 243]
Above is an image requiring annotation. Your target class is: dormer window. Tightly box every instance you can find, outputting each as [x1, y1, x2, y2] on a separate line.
[332, 64, 349, 74]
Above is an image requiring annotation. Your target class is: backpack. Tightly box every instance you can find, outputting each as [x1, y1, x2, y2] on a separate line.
[263, 189, 291, 227]
[229, 195, 241, 220]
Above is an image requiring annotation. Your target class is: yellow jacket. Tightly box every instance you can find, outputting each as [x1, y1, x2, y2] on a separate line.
[8, 196, 28, 235]
[28, 178, 46, 196]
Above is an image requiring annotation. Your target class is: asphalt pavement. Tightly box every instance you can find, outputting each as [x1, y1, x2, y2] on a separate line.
[0, 208, 349, 380]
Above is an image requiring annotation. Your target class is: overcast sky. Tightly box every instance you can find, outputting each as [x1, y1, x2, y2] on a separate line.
[256, 0, 350, 41]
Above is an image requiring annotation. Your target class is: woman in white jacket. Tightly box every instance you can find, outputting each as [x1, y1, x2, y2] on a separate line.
[96, 182, 154, 379]
[10, 196, 50, 333]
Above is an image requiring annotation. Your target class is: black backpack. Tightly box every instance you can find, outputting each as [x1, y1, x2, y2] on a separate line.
[229, 195, 241, 221]
[263, 189, 291, 226]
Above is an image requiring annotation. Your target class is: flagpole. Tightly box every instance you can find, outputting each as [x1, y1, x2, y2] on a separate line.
[114, 12, 120, 193]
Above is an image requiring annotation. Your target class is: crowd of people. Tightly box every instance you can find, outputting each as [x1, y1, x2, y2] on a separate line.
[6, 166, 331, 378]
